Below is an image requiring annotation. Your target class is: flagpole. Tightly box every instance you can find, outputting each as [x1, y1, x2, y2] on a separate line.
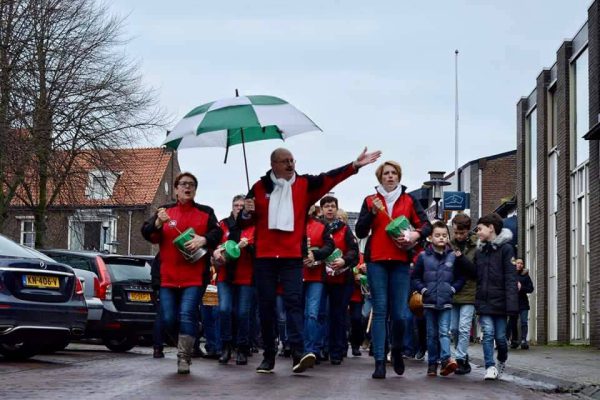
[454, 50, 459, 188]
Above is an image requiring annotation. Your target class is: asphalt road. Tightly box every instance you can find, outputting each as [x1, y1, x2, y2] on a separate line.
[0, 344, 580, 400]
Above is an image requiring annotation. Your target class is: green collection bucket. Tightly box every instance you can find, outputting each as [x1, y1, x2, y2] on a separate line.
[385, 215, 412, 238]
[325, 248, 343, 264]
[223, 240, 241, 261]
[172, 227, 206, 263]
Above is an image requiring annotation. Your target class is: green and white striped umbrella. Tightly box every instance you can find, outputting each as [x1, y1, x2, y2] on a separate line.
[163, 95, 321, 151]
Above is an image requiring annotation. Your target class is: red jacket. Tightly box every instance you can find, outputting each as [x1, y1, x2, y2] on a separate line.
[241, 163, 357, 259]
[141, 201, 222, 288]
[355, 186, 431, 263]
[303, 218, 334, 283]
[217, 216, 255, 286]
[325, 222, 359, 285]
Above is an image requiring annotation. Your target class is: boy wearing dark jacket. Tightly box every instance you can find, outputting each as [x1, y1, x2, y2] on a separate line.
[508, 258, 534, 350]
[412, 221, 466, 377]
[459, 213, 518, 381]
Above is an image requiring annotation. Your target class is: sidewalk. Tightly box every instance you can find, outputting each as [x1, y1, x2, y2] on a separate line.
[468, 343, 600, 398]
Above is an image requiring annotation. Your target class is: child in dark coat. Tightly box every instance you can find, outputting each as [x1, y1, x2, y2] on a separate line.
[412, 221, 466, 377]
[457, 213, 518, 381]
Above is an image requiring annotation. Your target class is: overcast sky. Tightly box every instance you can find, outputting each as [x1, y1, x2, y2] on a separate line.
[108, 0, 591, 219]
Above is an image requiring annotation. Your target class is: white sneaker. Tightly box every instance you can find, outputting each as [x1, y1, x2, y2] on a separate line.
[497, 362, 506, 377]
[484, 366, 498, 380]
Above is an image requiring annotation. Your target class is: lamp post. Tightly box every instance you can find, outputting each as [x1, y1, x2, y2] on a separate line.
[424, 171, 451, 220]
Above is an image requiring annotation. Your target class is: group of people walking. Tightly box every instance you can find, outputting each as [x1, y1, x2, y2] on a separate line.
[141, 147, 533, 381]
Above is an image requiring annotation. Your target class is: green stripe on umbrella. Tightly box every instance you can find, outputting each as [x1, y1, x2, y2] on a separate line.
[163, 93, 321, 189]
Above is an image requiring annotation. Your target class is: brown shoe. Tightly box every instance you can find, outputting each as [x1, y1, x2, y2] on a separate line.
[440, 358, 458, 376]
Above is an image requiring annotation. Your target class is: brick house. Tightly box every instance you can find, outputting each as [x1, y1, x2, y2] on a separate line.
[517, 1, 600, 347]
[441, 150, 517, 224]
[3, 147, 180, 255]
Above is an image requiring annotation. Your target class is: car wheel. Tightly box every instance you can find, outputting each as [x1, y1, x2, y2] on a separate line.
[103, 335, 137, 352]
[0, 342, 39, 360]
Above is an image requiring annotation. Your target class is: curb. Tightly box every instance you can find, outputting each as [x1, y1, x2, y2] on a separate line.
[470, 356, 600, 398]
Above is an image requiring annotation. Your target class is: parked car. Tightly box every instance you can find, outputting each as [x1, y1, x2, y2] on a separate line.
[41, 250, 156, 352]
[0, 235, 87, 360]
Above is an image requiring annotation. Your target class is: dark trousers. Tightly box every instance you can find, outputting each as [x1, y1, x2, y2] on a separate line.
[326, 283, 354, 360]
[349, 301, 364, 349]
[254, 258, 304, 356]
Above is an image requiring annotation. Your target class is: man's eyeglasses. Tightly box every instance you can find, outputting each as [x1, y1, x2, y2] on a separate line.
[274, 159, 296, 165]
[178, 181, 197, 188]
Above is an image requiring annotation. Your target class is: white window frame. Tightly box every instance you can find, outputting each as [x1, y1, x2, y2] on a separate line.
[85, 170, 119, 200]
[17, 216, 35, 248]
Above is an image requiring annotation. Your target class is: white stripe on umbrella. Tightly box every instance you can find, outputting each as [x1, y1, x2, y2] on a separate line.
[252, 103, 321, 138]
[173, 130, 228, 149]
[207, 96, 252, 112]
[167, 112, 208, 142]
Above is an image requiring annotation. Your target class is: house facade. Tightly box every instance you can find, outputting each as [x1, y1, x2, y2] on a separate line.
[517, 1, 600, 347]
[3, 147, 180, 256]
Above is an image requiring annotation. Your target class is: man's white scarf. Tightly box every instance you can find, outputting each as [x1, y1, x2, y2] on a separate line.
[376, 184, 402, 216]
[268, 171, 296, 231]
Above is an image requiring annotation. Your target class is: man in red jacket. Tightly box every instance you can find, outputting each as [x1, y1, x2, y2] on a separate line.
[241, 147, 380, 374]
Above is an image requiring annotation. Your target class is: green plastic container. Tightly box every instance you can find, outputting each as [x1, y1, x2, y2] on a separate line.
[172, 227, 206, 262]
[325, 248, 343, 264]
[223, 240, 241, 261]
[385, 215, 412, 238]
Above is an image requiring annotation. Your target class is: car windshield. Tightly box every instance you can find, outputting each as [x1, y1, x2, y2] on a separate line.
[0, 234, 53, 261]
[103, 258, 151, 282]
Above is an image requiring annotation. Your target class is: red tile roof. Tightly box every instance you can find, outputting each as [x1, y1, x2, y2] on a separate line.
[10, 147, 173, 207]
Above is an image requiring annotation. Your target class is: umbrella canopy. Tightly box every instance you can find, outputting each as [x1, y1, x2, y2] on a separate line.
[163, 94, 322, 190]
[163, 95, 321, 150]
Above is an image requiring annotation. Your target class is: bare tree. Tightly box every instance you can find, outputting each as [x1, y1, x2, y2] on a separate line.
[8, 0, 166, 247]
[0, 0, 33, 228]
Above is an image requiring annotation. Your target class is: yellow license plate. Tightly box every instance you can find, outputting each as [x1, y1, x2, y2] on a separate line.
[128, 292, 151, 302]
[23, 275, 60, 289]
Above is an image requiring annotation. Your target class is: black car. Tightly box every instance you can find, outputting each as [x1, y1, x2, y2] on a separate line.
[41, 250, 156, 352]
[0, 235, 87, 360]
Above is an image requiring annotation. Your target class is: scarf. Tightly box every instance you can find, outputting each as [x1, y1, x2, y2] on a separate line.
[268, 171, 296, 231]
[375, 184, 403, 216]
[326, 219, 344, 233]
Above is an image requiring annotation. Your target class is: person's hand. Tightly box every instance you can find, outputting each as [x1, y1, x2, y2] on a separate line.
[517, 281, 522, 291]
[185, 234, 207, 252]
[213, 247, 226, 264]
[238, 237, 249, 249]
[358, 263, 367, 274]
[394, 231, 419, 249]
[353, 147, 382, 169]
[155, 207, 170, 228]
[454, 250, 463, 258]
[330, 258, 345, 269]
[372, 197, 384, 215]
[303, 250, 315, 267]
[244, 198, 255, 213]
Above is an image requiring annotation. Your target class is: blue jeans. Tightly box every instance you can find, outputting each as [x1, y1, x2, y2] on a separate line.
[480, 315, 508, 368]
[326, 283, 354, 360]
[160, 286, 204, 337]
[254, 258, 304, 355]
[218, 282, 255, 348]
[508, 310, 529, 342]
[450, 304, 475, 361]
[367, 261, 410, 362]
[424, 308, 452, 364]
[304, 282, 324, 354]
[202, 304, 221, 353]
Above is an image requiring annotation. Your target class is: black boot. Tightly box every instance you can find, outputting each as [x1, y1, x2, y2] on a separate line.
[292, 350, 316, 373]
[391, 348, 405, 375]
[372, 360, 386, 379]
[256, 354, 276, 373]
[236, 347, 248, 365]
[153, 346, 164, 358]
[219, 342, 232, 364]
[455, 359, 467, 375]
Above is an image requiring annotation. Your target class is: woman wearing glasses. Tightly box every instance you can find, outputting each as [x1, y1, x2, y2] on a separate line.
[142, 172, 222, 375]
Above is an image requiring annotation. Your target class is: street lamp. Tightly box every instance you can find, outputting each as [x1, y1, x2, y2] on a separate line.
[424, 171, 451, 220]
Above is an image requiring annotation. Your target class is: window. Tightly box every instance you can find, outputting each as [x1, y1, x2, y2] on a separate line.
[572, 49, 589, 167]
[527, 108, 538, 201]
[86, 170, 118, 200]
[547, 86, 558, 150]
[20, 219, 35, 248]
